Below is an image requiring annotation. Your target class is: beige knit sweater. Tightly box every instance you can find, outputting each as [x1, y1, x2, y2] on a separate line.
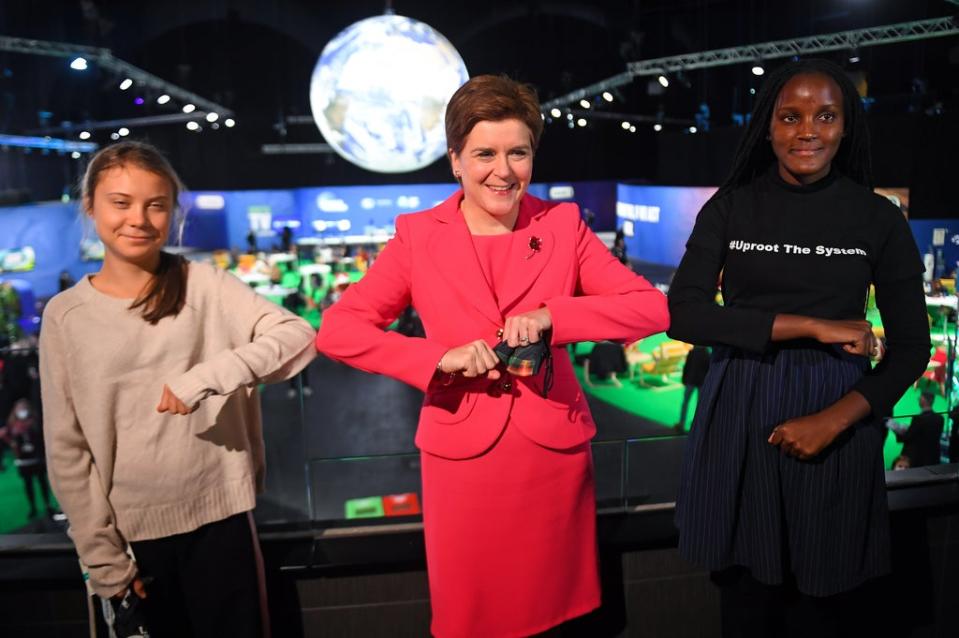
[39, 260, 316, 597]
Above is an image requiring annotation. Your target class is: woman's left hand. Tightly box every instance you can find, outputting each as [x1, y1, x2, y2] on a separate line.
[156, 385, 195, 415]
[502, 308, 552, 347]
[768, 413, 842, 460]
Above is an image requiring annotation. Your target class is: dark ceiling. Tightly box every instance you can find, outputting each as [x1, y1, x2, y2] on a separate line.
[1, 0, 957, 198]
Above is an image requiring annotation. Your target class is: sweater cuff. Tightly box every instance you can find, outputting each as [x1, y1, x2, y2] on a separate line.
[166, 371, 209, 409]
[91, 556, 138, 599]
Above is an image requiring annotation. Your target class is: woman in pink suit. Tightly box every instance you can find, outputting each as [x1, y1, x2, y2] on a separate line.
[315, 75, 669, 637]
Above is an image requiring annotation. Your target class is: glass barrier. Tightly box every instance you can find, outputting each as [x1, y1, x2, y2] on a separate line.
[2, 288, 958, 536]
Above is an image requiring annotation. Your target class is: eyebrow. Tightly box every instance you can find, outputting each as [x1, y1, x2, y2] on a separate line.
[104, 192, 170, 200]
[776, 102, 840, 110]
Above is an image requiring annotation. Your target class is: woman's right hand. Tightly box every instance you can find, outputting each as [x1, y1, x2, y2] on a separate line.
[810, 319, 877, 356]
[438, 340, 502, 379]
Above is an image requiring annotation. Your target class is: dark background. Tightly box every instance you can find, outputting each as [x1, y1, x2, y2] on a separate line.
[1, 0, 957, 215]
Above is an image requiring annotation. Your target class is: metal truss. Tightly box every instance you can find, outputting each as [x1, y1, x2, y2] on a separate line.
[543, 16, 958, 110]
[260, 143, 334, 155]
[629, 16, 958, 75]
[0, 35, 233, 118]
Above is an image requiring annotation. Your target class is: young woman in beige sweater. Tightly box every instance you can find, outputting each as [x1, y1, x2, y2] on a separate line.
[40, 141, 315, 637]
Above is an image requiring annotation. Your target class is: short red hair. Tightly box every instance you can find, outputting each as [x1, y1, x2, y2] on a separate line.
[445, 75, 543, 155]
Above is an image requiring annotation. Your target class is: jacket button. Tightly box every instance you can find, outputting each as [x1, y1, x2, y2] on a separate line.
[501, 380, 512, 392]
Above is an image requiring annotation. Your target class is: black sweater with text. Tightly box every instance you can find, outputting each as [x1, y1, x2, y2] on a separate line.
[668, 167, 931, 416]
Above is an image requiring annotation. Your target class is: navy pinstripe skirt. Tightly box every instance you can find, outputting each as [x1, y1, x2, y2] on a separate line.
[675, 343, 890, 597]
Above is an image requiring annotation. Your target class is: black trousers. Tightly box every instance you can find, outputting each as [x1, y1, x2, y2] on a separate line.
[713, 567, 887, 638]
[129, 512, 264, 638]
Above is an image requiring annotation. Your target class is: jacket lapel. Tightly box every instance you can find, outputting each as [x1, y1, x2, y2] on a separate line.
[496, 196, 554, 311]
[427, 192, 504, 327]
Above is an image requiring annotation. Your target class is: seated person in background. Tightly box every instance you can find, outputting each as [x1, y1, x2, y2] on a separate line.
[891, 455, 911, 471]
[584, 340, 627, 388]
[887, 393, 944, 467]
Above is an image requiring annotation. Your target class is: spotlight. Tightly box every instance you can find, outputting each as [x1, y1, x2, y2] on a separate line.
[224, 118, 236, 128]
[849, 55, 861, 64]
[567, 120, 574, 129]
[658, 74, 669, 88]
[70, 57, 88, 71]
[749, 88, 756, 95]
[550, 107, 561, 118]
[602, 91, 614, 102]
[182, 103, 196, 113]
[751, 64, 765, 76]
[110, 132, 120, 140]
[689, 126, 697, 133]
[119, 78, 133, 91]
[579, 99, 590, 109]
[186, 121, 200, 131]
[78, 131, 91, 140]
[566, 113, 573, 121]
[653, 123, 663, 132]
[157, 94, 171, 105]
[629, 125, 636, 133]
[71, 151, 81, 159]
[118, 127, 130, 137]
[206, 112, 219, 123]
[577, 118, 587, 127]
[621, 121, 631, 130]
[134, 97, 145, 105]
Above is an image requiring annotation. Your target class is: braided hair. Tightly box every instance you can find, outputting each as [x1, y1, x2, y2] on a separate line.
[715, 58, 873, 199]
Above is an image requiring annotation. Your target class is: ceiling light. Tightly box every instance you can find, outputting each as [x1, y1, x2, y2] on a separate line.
[157, 94, 171, 105]
[653, 123, 663, 132]
[579, 99, 590, 109]
[224, 118, 236, 128]
[621, 121, 631, 130]
[577, 118, 587, 127]
[658, 75, 669, 88]
[70, 57, 88, 71]
[110, 132, 120, 140]
[182, 103, 196, 113]
[186, 121, 200, 131]
[78, 131, 91, 140]
[71, 151, 81, 159]
[119, 78, 133, 90]
[206, 112, 219, 123]
[118, 127, 130, 137]
[751, 64, 765, 76]
[550, 108, 561, 118]
[689, 126, 697, 133]
[629, 125, 636, 133]
[602, 91, 614, 102]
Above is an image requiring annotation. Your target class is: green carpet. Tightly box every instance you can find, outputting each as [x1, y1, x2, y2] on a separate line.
[572, 334, 953, 470]
[0, 451, 58, 533]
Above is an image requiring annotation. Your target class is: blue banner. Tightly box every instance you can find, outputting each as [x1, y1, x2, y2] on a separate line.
[616, 185, 717, 267]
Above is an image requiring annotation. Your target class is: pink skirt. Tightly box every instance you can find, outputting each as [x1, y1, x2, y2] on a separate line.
[420, 420, 600, 638]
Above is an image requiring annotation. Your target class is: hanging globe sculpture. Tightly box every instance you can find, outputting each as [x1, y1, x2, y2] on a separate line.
[309, 14, 469, 173]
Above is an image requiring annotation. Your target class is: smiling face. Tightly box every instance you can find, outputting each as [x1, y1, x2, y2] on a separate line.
[769, 72, 845, 186]
[86, 164, 174, 269]
[449, 118, 533, 230]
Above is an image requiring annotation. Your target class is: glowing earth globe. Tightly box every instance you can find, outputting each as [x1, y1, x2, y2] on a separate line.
[309, 14, 469, 173]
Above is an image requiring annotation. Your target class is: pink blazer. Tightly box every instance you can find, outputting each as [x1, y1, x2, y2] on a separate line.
[315, 192, 669, 459]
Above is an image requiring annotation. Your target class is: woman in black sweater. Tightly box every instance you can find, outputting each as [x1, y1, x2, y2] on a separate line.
[668, 59, 930, 635]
